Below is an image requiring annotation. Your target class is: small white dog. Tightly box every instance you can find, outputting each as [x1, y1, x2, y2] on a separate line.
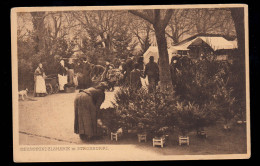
[18, 88, 28, 100]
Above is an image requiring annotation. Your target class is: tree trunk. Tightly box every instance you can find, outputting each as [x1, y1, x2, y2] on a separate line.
[31, 12, 46, 52]
[154, 27, 173, 92]
[230, 8, 245, 56]
[230, 7, 246, 113]
[128, 9, 174, 92]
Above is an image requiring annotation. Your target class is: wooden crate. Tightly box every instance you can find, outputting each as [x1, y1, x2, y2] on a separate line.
[137, 134, 147, 143]
[179, 136, 189, 145]
[153, 137, 166, 148]
[111, 132, 120, 141]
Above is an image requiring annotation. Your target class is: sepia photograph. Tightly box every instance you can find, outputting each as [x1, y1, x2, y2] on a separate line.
[11, 4, 250, 162]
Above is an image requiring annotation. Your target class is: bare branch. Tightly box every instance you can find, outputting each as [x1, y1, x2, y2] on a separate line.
[162, 9, 173, 28]
[128, 10, 154, 25]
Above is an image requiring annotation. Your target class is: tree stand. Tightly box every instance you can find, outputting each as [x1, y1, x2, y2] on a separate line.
[137, 134, 147, 143]
[111, 132, 118, 141]
[153, 137, 166, 148]
[179, 136, 189, 146]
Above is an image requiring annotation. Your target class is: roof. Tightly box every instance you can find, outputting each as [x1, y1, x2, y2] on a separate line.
[170, 45, 190, 51]
[229, 39, 238, 48]
[174, 36, 237, 51]
[143, 46, 176, 64]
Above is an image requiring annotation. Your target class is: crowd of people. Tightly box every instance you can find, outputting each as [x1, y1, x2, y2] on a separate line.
[33, 54, 186, 97]
[120, 55, 160, 93]
[33, 54, 185, 141]
[73, 55, 163, 141]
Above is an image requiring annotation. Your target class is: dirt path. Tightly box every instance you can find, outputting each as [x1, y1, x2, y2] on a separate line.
[19, 88, 119, 145]
[18, 87, 247, 156]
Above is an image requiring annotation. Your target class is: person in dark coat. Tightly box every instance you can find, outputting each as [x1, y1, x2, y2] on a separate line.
[124, 57, 134, 85]
[137, 56, 144, 71]
[67, 58, 75, 86]
[144, 56, 159, 93]
[81, 60, 92, 89]
[74, 82, 108, 140]
[130, 63, 144, 90]
[170, 56, 179, 88]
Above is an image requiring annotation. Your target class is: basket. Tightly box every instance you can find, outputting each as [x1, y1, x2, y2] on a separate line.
[65, 86, 75, 93]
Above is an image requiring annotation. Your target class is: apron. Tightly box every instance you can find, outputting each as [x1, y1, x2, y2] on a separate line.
[58, 74, 67, 90]
[35, 75, 47, 93]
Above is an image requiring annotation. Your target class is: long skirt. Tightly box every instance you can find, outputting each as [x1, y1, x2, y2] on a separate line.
[58, 74, 67, 90]
[74, 92, 97, 137]
[82, 73, 92, 89]
[67, 69, 74, 85]
[35, 76, 47, 94]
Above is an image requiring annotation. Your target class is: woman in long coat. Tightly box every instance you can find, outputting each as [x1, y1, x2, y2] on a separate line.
[34, 63, 47, 97]
[74, 82, 108, 140]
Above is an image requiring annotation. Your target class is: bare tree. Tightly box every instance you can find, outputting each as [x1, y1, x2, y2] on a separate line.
[129, 9, 174, 91]
[166, 9, 194, 44]
[189, 9, 232, 35]
[71, 11, 132, 55]
[230, 8, 245, 55]
[217, 11, 236, 38]
[17, 13, 33, 41]
[30, 12, 48, 52]
[130, 16, 152, 54]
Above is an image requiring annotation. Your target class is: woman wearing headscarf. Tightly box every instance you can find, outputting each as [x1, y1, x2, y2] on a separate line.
[74, 82, 108, 140]
[57, 60, 68, 91]
[34, 63, 47, 97]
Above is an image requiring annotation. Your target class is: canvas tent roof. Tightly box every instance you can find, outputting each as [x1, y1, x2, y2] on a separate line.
[174, 36, 237, 51]
[170, 45, 190, 51]
[143, 36, 237, 64]
[143, 46, 176, 64]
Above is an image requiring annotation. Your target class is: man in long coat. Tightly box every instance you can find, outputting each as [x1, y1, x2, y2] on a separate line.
[74, 82, 108, 140]
[144, 56, 159, 93]
[82, 60, 92, 89]
[123, 57, 134, 86]
[130, 63, 144, 90]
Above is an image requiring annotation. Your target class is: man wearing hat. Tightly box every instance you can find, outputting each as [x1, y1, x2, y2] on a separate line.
[144, 56, 159, 93]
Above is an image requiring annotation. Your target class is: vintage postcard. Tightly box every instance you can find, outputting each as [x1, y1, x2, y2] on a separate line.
[12, 4, 250, 162]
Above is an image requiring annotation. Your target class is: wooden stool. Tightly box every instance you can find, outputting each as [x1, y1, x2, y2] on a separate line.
[153, 137, 165, 148]
[179, 136, 189, 145]
[138, 134, 147, 142]
[111, 132, 118, 141]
